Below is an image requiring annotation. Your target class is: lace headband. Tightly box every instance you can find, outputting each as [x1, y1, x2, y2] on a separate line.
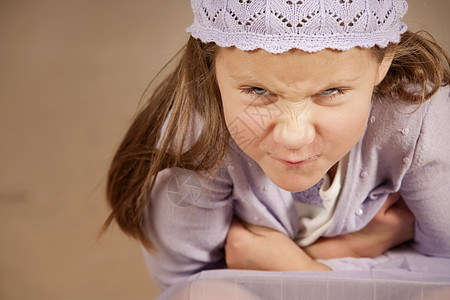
[186, 0, 408, 53]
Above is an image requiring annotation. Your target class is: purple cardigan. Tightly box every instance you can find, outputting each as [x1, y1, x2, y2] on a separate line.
[142, 86, 450, 289]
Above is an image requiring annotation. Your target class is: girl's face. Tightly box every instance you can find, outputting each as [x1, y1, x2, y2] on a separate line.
[215, 47, 389, 192]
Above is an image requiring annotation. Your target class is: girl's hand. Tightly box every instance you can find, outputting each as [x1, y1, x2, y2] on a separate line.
[225, 192, 414, 270]
[348, 192, 415, 257]
[304, 192, 415, 259]
[225, 218, 330, 271]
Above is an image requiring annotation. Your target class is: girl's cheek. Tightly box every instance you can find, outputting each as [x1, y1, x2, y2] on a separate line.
[238, 105, 278, 138]
[226, 108, 266, 149]
[223, 92, 277, 131]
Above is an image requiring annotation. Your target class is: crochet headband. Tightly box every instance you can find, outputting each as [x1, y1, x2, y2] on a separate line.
[186, 0, 408, 53]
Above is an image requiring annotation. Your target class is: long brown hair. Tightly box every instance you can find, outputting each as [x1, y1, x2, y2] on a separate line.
[103, 31, 449, 248]
[372, 31, 450, 103]
[102, 37, 226, 248]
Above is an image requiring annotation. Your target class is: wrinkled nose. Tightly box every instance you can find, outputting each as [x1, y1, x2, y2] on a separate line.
[272, 114, 315, 150]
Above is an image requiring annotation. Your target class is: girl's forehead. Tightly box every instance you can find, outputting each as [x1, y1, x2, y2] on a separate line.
[216, 46, 376, 73]
[215, 46, 380, 94]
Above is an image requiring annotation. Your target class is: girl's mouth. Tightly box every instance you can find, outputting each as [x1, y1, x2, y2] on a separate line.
[270, 154, 318, 167]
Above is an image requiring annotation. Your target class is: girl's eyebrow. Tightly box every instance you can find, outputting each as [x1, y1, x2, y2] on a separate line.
[327, 75, 363, 85]
[228, 73, 260, 83]
[228, 73, 363, 86]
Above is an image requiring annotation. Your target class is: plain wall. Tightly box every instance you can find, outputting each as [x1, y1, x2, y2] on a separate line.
[0, 1, 448, 299]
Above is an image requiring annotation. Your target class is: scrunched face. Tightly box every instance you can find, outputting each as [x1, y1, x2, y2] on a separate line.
[215, 46, 391, 192]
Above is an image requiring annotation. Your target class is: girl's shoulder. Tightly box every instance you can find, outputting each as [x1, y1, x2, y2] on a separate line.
[363, 85, 450, 165]
[369, 85, 449, 139]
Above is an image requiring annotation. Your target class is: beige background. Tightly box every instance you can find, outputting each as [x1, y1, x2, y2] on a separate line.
[0, 1, 448, 299]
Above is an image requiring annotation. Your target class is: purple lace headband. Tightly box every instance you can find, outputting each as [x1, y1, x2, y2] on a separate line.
[186, 0, 408, 53]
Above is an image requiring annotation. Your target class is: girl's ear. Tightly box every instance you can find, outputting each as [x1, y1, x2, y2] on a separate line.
[375, 45, 397, 85]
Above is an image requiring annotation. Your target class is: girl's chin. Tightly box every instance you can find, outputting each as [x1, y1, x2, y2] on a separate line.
[269, 175, 321, 192]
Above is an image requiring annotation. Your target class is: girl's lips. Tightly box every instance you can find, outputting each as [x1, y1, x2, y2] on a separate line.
[270, 154, 318, 166]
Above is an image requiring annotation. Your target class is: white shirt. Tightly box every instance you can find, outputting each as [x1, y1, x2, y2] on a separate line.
[295, 154, 349, 246]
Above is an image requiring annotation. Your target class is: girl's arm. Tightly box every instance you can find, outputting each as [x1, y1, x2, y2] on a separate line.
[225, 218, 331, 271]
[304, 193, 414, 260]
[399, 86, 450, 257]
[142, 166, 234, 289]
[225, 193, 414, 271]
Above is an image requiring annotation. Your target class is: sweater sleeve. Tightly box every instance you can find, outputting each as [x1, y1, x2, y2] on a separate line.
[400, 86, 450, 257]
[141, 165, 234, 289]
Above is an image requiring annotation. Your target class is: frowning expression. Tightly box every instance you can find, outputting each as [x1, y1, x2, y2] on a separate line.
[215, 46, 389, 192]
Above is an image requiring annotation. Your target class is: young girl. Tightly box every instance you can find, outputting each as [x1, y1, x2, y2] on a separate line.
[104, 0, 450, 290]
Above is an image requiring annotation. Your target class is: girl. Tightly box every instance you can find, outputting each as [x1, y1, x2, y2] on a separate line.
[103, 0, 450, 290]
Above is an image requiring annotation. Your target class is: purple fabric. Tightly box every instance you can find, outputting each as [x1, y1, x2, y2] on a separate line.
[159, 245, 450, 300]
[292, 178, 324, 207]
[186, 0, 408, 53]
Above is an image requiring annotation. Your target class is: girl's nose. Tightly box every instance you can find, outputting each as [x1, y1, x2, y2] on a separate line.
[272, 114, 315, 150]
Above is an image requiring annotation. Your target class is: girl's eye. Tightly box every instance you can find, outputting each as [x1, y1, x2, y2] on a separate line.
[314, 88, 347, 104]
[243, 87, 272, 96]
[240, 87, 277, 105]
[321, 88, 342, 96]
[253, 87, 269, 95]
